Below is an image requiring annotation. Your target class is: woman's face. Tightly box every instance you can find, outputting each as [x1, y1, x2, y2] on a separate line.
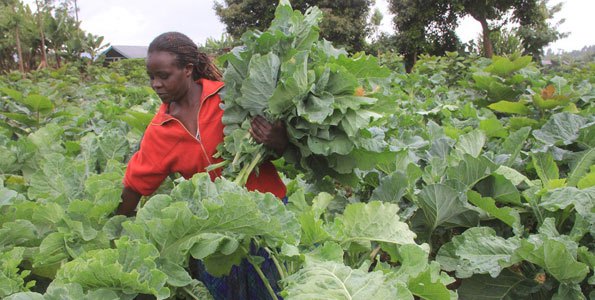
[146, 51, 193, 103]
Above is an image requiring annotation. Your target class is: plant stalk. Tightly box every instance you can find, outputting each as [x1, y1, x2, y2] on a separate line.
[247, 255, 279, 300]
[235, 150, 264, 187]
[265, 247, 287, 280]
[182, 286, 200, 300]
[206, 159, 229, 172]
[369, 245, 381, 261]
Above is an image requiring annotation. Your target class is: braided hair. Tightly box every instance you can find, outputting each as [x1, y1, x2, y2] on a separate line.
[148, 32, 222, 81]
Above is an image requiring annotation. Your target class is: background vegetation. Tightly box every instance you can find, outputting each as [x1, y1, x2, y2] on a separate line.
[0, 1, 593, 299]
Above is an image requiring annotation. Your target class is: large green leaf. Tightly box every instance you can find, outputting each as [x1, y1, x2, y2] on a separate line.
[552, 284, 586, 300]
[0, 247, 35, 298]
[307, 133, 353, 155]
[436, 227, 521, 278]
[533, 112, 587, 146]
[539, 187, 594, 222]
[281, 261, 399, 300]
[296, 93, 335, 124]
[485, 56, 532, 76]
[578, 165, 595, 189]
[417, 183, 476, 230]
[567, 148, 595, 187]
[488, 101, 531, 115]
[27, 124, 65, 156]
[332, 95, 377, 113]
[407, 263, 453, 300]
[6, 283, 121, 300]
[517, 239, 589, 284]
[479, 118, 508, 138]
[330, 53, 391, 79]
[339, 109, 379, 137]
[457, 269, 529, 300]
[474, 174, 522, 205]
[0, 112, 37, 127]
[578, 122, 595, 148]
[118, 110, 153, 133]
[27, 153, 87, 203]
[55, 238, 170, 299]
[237, 53, 281, 115]
[96, 126, 130, 167]
[454, 130, 486, 158]
[467, 191, 521, 230]
[22, 94, 54, 115]
[500, 127, 531, 166]
[0, 184, 19, 207]
[494, 166, 532, 186]
[298, 211, 331, 247]
[126, 174, 299, 276]
[385, 244, 454, 300]
[0, 87, 23, 102]
[447, 154, 497, 188]
[324, 66, 359, 96]
[531, 152, 559, 185]
[370, 171, 408, 203]
[333, 201, 416, 249]
[269, 51, 310, 115]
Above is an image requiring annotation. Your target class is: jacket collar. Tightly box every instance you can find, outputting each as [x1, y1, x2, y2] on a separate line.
[151, 79, 225, 125]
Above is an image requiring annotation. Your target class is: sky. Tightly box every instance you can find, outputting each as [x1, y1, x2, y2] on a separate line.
[29, 0, 595, 53]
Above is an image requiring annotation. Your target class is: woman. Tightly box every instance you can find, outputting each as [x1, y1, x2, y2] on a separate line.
[116, 32, 287, 299]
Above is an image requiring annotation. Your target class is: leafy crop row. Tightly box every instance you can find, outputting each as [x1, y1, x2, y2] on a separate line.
[1, 2, 594, 299]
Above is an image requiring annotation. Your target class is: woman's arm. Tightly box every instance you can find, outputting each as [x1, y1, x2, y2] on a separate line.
[250, 115, 289, 157]
[116, 187, 142, 217]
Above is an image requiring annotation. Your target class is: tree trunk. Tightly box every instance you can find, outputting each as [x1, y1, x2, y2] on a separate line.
[404, 51, 417, 73]
[38, 34, 48, 70]
[74, 0, 79, 23]
[36, 0, 48, 70]
[478, 17, 494, 58]
[14, 18, 25, 77]
[10, 4, 26, 76]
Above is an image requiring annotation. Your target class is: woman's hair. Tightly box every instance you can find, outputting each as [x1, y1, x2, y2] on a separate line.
[148, 32, 222, 81]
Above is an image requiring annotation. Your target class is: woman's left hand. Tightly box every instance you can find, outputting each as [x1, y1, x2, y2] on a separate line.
[250, 115, 288, 157]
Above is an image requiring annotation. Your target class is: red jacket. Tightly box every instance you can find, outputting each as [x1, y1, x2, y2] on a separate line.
[123, 79, 287, 199]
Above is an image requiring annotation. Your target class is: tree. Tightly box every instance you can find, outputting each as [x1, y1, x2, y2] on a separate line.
[513, 0, 567, 60]
[44, 1, 81, 67]
[5, 1, 26, 74]
[387, 0, 565, 63]
[34, 0, 50, 69]
[369, 7, 383, 40]
[0, 0, 107, 73]
[213, 0, 374, 52]
[387, 0, 460, 71]
[0, 0, 36, 73]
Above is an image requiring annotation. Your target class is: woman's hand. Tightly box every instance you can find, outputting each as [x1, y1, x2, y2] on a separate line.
[250, 115, 288, 157]
[116, 187, 142, 217]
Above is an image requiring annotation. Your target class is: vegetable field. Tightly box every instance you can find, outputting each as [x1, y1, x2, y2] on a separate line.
[1, 3, 594, 300]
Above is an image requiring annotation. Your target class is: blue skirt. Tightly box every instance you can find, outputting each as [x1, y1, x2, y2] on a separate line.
[188, 196, 286, 300]
[189, 246, 283, 300]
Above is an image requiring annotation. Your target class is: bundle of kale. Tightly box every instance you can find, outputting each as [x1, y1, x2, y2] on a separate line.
[210, 0, 392, 186]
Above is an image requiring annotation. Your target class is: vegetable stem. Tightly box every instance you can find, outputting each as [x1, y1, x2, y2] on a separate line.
[206, 159, 229, 172]
[247, 255, 279, 300]
[232, 131, 253, 169]
[182, 286, 200, 300]
[234, 150, 264, 187]
[265, 247, 286, 280]
[369, 245, 381, 261]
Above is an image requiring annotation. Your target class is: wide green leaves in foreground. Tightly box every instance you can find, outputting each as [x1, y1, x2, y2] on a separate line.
[123, 173, 300, 277]
[333, 201, 416, 248]
[54, 238, 170, 299]
[281, 261, 399, 300]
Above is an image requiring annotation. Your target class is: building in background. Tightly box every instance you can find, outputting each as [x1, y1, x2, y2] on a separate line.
[100, 45, 148, 64]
